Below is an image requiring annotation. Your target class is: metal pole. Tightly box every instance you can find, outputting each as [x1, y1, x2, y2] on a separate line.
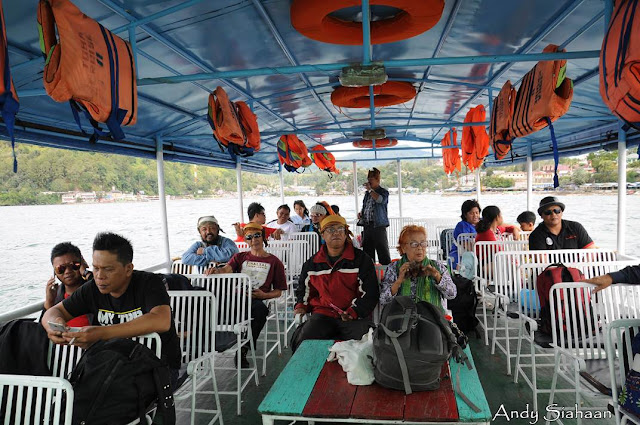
[279, 164, 285, 205]
[155, 136, 171, 271]
[397, 159, 403, 218]
[353, 161, 359, 218]
[475, 168, 482, 205]
[527, 143, 533, 211]
[617, 123, 627, 254]
[236, 162, 244, 223]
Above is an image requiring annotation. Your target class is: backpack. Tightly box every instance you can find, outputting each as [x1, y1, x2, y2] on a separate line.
[489, 80, 516, 160]
[447, 274, 480, 334]
[37, 0, 137, 142]
[277, 134, 312, 172]
[600, 0, 640, 131]
[68, 338, 175, 425]
[0, 0, 18, 173]
[373, 296, 468, 394]
[535, 264, 595, 338]
[439, 228, 454, 260]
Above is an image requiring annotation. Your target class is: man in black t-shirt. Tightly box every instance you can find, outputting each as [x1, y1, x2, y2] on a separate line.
[528, 196, 595, 251]
[42, 232, 181, 373]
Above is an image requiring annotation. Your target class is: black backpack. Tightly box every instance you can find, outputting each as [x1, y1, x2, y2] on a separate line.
[68, 338, 176, 425]
[440, 228, 454, 259]
[373, 296, 469, 394]
[447, 274, 480, 334]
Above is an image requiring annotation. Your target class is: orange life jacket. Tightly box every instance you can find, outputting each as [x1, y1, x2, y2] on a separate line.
[489, 80, 516, 160]
[207, 87, 259, 158]
[235, 101, 261, 151]
[37, 0, 136, 141]
[461, 105, 489, 171]
[352, 138, 398, 148]
[441, 129, 460, 175]
[277, 134, 312, 172]
[600, 0, 640, 130]
[0, 0, 19, 172]
[310, 145, 339, 174]
[510, 44, 573, 138]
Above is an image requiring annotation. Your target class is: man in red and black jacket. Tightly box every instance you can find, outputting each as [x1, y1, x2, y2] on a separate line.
[291, 215, 379, 352]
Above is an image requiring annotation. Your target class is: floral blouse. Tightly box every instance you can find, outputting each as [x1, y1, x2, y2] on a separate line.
[379, 259, 457, 307]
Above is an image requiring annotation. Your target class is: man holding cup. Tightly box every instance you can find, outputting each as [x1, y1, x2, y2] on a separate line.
[357, 167, 391, 265]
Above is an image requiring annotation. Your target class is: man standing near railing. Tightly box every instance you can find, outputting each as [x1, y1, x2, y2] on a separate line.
[182, 215, 238, 267]
[358, 167, 391, 265]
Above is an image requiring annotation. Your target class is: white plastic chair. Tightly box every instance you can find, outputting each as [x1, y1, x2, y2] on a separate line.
[0, 374, 74, 425]
[606, 318, 640, 425]
[169, 290, 223, 425]
[188, 274, 258, 415]
[289, 232, 319, 256]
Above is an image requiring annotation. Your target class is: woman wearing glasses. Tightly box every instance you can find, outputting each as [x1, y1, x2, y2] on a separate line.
[206, 222, 287, 367]
[380, 225, 456, 310]
[43, 242, 92, 327]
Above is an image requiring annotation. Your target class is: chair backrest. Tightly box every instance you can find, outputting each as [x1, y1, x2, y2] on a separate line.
[0, 374, 74, 425]
[605, 316, 640, 418]
[289, 231, 319, 255]
[455, 232, 476, 264]
[267, 240, 311, 282]
[171, 259, 196, 275]
[494, 249, 632, 307]
[438, 228, 455, 260]
[474, 240, 529, 285]
[235, 241, 250, 252]
[518, 231, 532, 241]
[188, 274, 252, 333]
[168, 290, 216, 364]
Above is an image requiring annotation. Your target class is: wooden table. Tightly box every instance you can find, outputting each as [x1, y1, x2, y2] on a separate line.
[258, 340, 491, 424]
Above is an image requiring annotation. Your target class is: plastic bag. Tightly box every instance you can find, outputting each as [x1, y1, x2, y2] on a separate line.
[327, 328, 374, 385]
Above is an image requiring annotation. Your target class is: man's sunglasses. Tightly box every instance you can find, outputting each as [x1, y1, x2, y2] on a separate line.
[543, 208, 563, 216]
[55, 262, 82, 274]
[245, 232, 263, 241]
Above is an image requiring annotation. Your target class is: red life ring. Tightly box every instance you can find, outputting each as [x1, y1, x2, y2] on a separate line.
[290, 0, 445, 45]
[352, 138, 398, 148]
[331, 82, 416, 108]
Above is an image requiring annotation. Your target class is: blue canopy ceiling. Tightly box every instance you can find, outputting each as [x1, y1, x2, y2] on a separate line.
[3, 0, 636, 174]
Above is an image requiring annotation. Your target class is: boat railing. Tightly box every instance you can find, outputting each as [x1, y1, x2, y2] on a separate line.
[0, 261, 172, 324]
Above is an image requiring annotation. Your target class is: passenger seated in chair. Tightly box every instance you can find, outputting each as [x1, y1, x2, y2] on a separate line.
[291, 216, 379, 352]
[44, 242, 93, 328]
[205, 222, 286, 367]
[380, 225, 456, 310]
[266, 204, 297, 240]
[301, 202, 332, 237]
[233, 202, 283, 242]
[449, 199, 481, 269]
[529, 196, 595, 250]
[42, 232, 181, 387]
[182, 215, 238, 267]
[516, 211, 536, 232]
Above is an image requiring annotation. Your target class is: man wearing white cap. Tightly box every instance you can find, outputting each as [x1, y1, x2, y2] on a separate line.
[182, 215, 239, 267]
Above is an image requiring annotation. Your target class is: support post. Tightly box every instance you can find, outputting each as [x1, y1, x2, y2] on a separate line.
[475, 168, 482, 204]
[527, 143, 533, 211]
[155, 136, 171, 272]
[279, 164, 285, 205]
[236, 162, 244, 223]
[396, 159, 403, 218]
[617, 123, 627, 254]
[353, 161, 359, 218]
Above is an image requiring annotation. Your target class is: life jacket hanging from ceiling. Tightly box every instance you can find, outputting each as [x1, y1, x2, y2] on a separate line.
[441, 128, 460, 175]
[0, 0, 19, 173]
[600, 0, 640, 132]
[277, 134, 312, 172]
[37, 0, 137, 142]
[352, 138, 398, 148]
[489, 80, 516, 160]
[461, 105, 489, 172]
[207, 86, 261, 160]
[510, 44, 573, 187]
[310, 144, 339, 174]
[331, 82, 416, 108]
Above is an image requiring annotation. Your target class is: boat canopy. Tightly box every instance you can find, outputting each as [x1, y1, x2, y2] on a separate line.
[3, 0, 638, 174]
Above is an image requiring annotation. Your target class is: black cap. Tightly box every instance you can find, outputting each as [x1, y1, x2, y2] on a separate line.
[537, 196, 565, 216]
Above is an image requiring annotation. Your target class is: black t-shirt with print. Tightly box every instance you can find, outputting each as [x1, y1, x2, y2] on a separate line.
[529, 219, 594, 251]
[63, 270, 181, 369]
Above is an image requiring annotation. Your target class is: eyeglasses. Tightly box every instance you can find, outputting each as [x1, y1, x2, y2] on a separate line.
[55, 262, 82, 274]
[323, 226, 346, 235]
[405, 241, 428, 249]
[543, 208, 563, 216]
[245, 232, 262, 240]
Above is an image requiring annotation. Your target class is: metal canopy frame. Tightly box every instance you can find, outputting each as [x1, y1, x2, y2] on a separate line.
[3, 0, 637, 173]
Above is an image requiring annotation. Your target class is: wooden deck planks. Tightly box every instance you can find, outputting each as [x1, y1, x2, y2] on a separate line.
[258, 339, 333, 415]
[302, 360, 357, 417]
[404, 363, 458, 422]
[350, 382, 406, 420]
[449, 346, 492, 422]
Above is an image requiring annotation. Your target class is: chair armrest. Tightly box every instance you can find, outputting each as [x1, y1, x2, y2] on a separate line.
[553, 345, 587, 371]
[186, 352, 215, 376]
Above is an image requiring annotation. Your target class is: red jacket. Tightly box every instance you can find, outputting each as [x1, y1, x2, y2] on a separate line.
[295, 242, 379, 319]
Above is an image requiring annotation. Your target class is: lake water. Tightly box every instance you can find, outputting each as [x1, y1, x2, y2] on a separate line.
[1, 193, 638, 313]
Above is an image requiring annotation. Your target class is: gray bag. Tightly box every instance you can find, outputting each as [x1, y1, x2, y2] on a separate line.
[373, 296, 469, 394]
